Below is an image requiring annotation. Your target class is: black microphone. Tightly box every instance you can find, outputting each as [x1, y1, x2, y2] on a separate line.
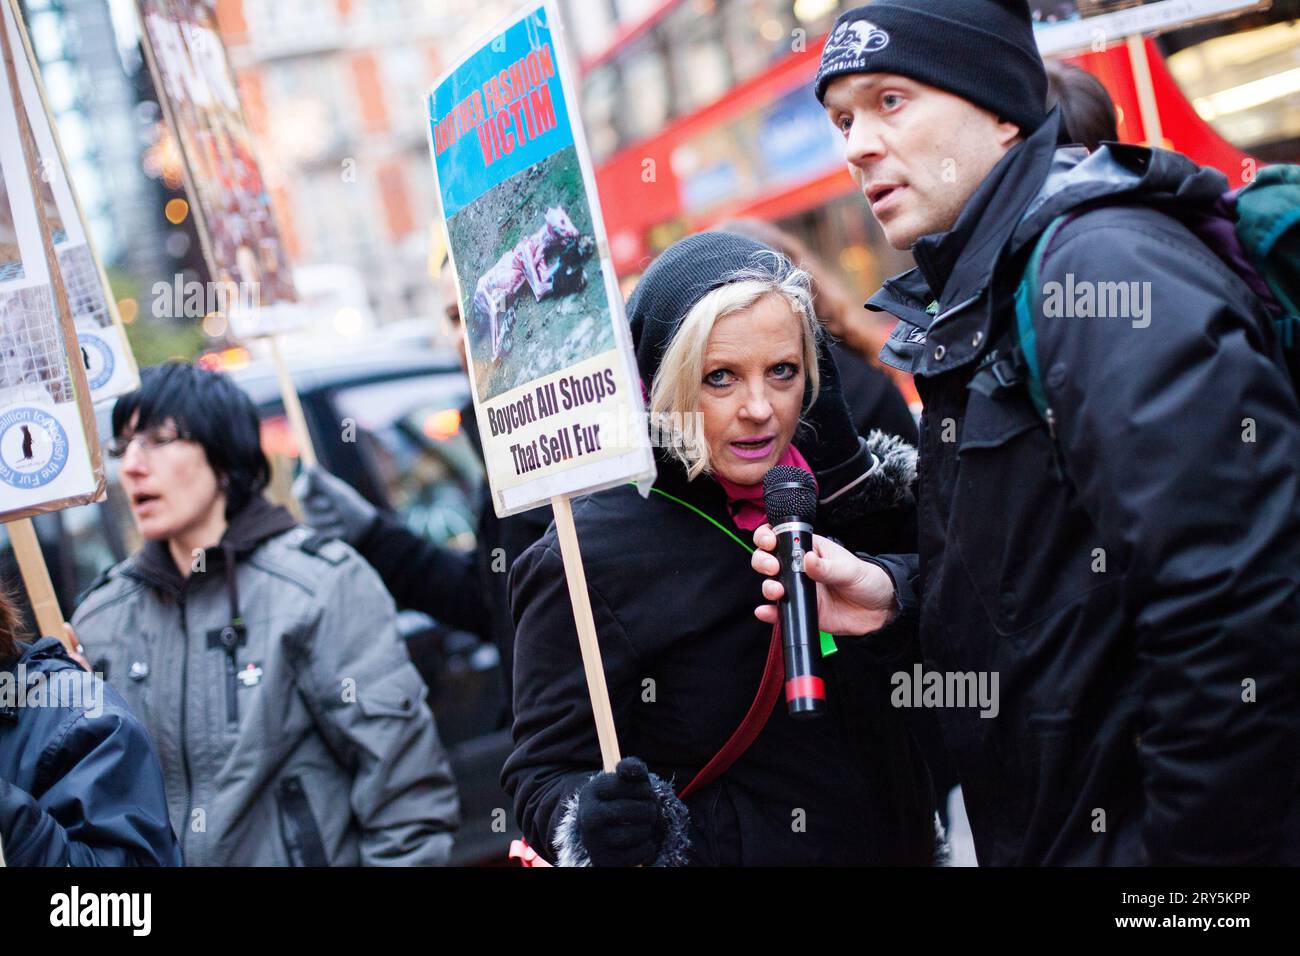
[763, 465, 825, 719]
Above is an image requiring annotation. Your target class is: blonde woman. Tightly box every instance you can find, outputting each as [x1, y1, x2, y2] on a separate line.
[503, 233, 934, 866]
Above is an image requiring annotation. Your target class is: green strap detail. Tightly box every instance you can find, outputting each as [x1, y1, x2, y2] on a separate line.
[646, 485, 838, 657]
[648, 485, 753, 554]
[1014, 214, 1071, 419]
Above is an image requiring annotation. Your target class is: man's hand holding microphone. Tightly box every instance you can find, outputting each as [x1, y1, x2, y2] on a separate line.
[751, 527, 899, 637]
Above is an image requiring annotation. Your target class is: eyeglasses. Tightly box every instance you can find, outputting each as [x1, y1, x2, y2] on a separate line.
[106, 430, 191, 459]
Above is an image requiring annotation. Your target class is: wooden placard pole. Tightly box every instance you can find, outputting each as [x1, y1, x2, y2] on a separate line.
[267, 334, 317, 469]
[1126, 34, 1164, 149]
[7, 518, 65, 645]
[550, 494, 621, 772]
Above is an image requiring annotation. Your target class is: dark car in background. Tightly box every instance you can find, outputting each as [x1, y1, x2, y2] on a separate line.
[1, 346, 519, 865]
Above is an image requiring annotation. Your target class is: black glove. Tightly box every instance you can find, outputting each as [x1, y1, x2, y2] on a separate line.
[292, 465, 379, 546]
[576, 757, 667, 867]
[797, 344, 861, 473]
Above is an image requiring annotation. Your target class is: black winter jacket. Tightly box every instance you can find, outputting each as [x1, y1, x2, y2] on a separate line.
[0, 638, 180, 866]
[502, 452, 936, 865]
[866, 110, 1300, 865]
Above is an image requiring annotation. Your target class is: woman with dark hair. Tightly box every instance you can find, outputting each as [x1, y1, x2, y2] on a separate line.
[69, 361, 460, 866]
[1, 585, 180, 865]
[1046, 60, 1119, 152]
[503, 233, 937, 866]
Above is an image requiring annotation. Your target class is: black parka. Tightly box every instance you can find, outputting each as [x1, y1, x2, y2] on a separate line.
[866, 111, 1300, 865]
[0, 638, 181, 866]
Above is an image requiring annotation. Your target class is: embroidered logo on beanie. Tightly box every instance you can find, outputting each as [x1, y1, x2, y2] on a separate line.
[821, 18, 890, 75]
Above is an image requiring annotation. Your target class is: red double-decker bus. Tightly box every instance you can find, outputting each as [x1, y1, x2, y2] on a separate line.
[563, 0, 1298, 300]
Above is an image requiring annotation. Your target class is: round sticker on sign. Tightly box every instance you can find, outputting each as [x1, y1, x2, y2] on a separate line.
[77, 333, 116, 392]
[0, 407, 69, 489]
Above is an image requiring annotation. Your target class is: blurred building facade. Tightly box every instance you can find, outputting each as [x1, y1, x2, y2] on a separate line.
[559, 0, 1300, 307]
[212, 0, 521, 328]
[24, 0, 1296, 345]
[19, 0, 172, 286]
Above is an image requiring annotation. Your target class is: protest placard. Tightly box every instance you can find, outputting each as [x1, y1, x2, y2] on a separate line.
[4, 0, 138, 403]
[136, 0, 316, 465]
[0, 6, 104, 643]
[136, 0, 300, 340]
[0, 15, 102, 524]
[427, 1, 655, 521]
[428, 2, 657, 771]
[1032, 0, 1270, 55]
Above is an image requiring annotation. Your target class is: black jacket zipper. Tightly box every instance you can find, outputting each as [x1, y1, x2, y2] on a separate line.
[223, 651, 238, 732]
[207, 621, 244, 732]
[178, 594, 195, 863]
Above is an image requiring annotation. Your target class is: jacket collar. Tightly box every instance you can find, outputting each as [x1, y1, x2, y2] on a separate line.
[0, 636, 72, 723]
[869, 111, 1065, 377]
[1012, 136, 1227, 251]
[125, 496, 297, 597]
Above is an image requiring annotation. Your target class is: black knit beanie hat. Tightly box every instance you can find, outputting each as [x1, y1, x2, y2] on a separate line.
[627, 232, 778, 388]
[814, 0, 1048, 137]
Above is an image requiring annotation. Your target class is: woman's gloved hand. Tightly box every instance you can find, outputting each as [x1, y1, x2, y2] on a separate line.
[572, 757, 682, 867]
[292, 465, 379, 546]
[797, 344, 862, 474]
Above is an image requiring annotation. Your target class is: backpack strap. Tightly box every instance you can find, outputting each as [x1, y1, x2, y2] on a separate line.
[678, 622, 784, 800]
[1013, 213, 1073, 433]
[1235, 164, 1300, 319]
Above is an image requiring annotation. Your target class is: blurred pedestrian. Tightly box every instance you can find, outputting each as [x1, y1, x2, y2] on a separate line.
[801, 0, 1300, 864]
[71, 362, 460, 865]
[718, 217, 918, 443]
[504, 234, 935, 866]
[1, 585, 180, 866]
[1046, 60, 1118, 151]
[295, 260, 552, 716]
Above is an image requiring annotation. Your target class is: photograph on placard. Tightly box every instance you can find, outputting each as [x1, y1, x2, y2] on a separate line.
[447, 145, 609, 402]
[137, 0, 297, 331]
[0, 167, 19, 280]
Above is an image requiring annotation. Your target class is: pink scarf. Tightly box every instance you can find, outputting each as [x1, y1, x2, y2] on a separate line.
[713, 443, 816, 532]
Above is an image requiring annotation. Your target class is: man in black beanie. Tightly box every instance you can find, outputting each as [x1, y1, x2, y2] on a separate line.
[752, 0, 1300, 865]
[815, 0, 1047, 250]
